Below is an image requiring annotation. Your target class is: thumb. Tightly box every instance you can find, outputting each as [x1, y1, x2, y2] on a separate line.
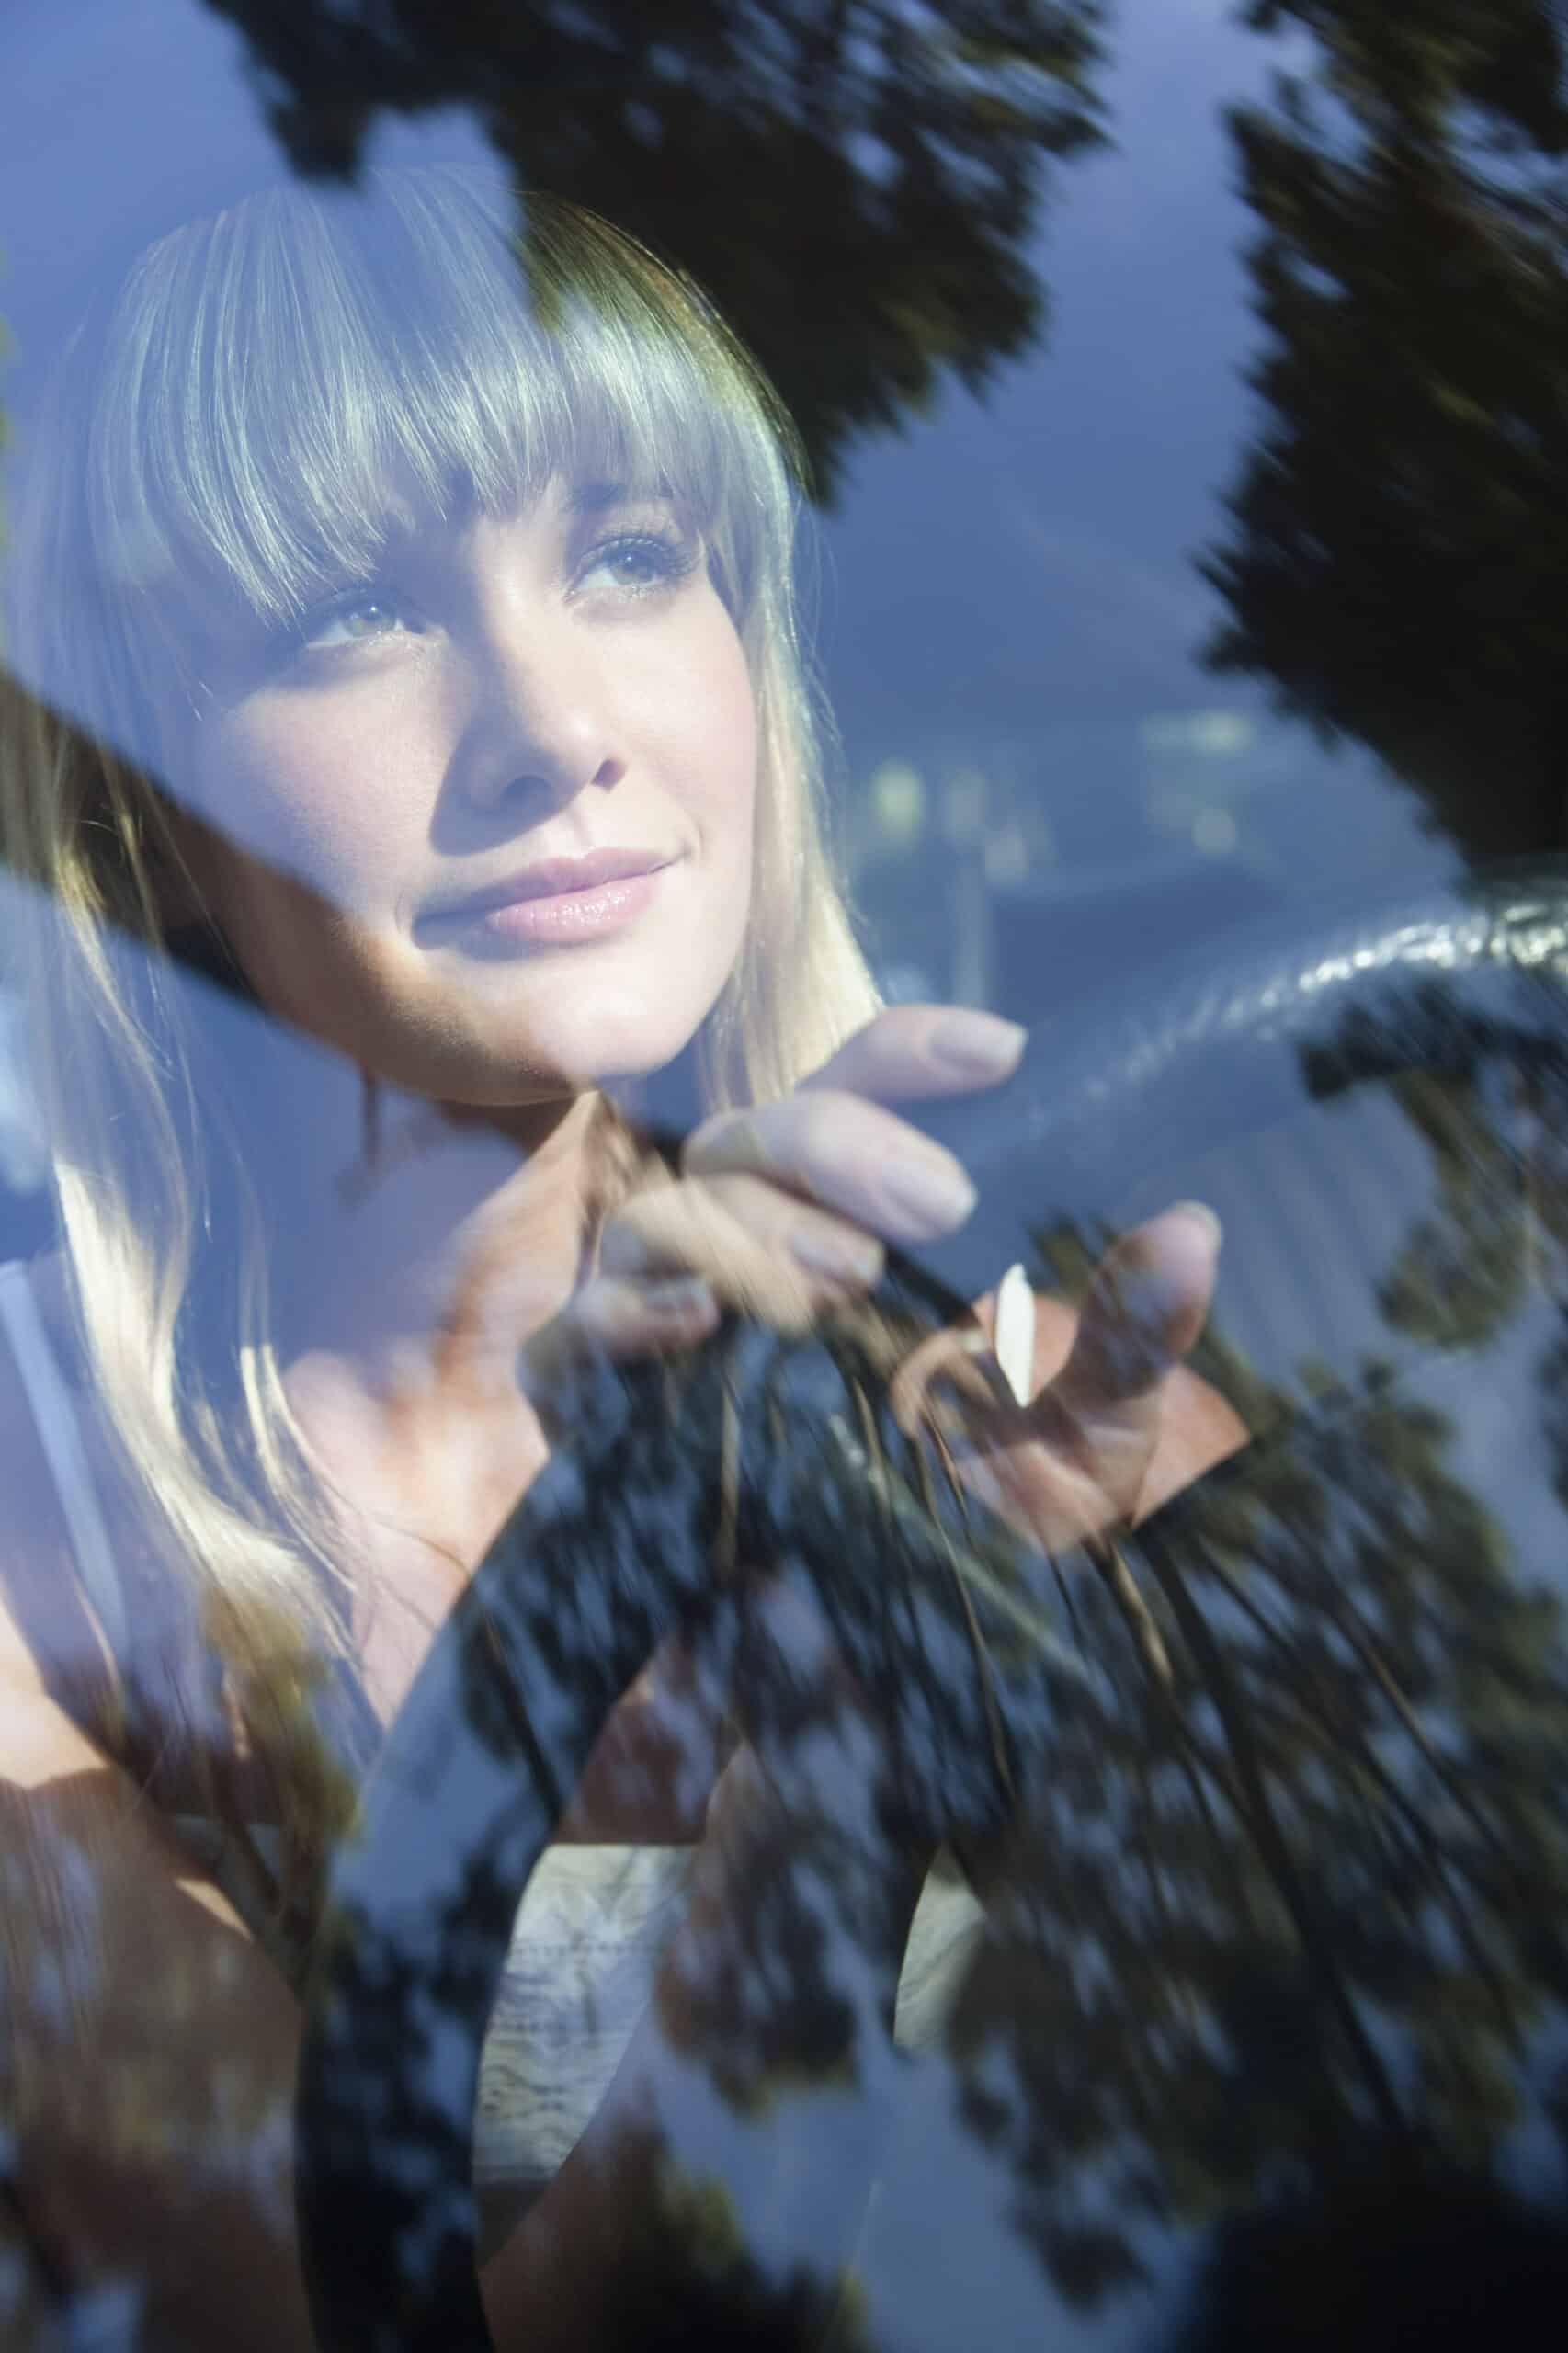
[1040, 1201, 1222, 1523]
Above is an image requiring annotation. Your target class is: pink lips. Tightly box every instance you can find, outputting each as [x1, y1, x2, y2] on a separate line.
[420, 850, 673, 948]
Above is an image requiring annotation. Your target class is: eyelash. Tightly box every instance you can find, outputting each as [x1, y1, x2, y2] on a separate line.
[580, 524, 701, 597]
[288, 525, 701, 659]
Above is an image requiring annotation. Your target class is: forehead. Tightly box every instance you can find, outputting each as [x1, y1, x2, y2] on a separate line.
[88, 199, 749, 631]
[52, 185, 787, 777]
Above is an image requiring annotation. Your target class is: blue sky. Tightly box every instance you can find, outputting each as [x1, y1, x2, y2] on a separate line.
[812, 0, 1454, 908]
[825, 0, 1268, 733]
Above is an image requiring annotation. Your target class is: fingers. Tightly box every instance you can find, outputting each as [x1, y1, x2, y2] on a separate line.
[680, 1003, 1027, 1244]
[1025, 1202, 1223, 1534]
[601, 1168, 884, 1329]
[802, 1003, 1028, 1104]
[683, 1088, 977, 1246]
[891, 1204, 1223, 1553]
[594, 1005, 1026, 1328]
[1051, 1203, 1222, 1423]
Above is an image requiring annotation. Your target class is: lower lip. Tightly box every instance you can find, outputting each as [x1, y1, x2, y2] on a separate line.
[438, 869, 665, 947]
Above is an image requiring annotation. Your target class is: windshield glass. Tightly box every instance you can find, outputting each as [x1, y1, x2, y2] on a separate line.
[3, 6, 1568, 2349]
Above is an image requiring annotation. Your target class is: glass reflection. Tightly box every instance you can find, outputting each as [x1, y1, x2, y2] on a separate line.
[3, 4, 1568, 2347]
[301, 948, 1568, 2347]
[0, 141, 1218, 2352]
[1204, 0, 1568, 866]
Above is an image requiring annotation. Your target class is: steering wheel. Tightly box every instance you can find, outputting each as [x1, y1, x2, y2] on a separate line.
[294, 864, 1568, 2352]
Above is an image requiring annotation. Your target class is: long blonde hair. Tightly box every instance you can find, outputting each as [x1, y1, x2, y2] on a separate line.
[0, 166, 878, 1927]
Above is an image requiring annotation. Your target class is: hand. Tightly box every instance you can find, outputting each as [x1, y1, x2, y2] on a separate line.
[895, 1202, 1237, 1553]
[523, 1002, 1233, 1534]
[523, 1002, 1235, 1549]
[520, 1003, 1030, 1392]
[529, 1002, 1029, 1841]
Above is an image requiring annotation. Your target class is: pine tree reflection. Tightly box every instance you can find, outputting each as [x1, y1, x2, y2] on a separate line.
[193, 0, 1108, 506]
[1174, 2165, 1568, 2353]
[939, 977, 1568, 2327]
[1203, 0, 1568, 863]
[308, 974, 1568, 2344]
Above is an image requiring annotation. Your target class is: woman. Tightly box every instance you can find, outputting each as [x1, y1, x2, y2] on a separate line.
[0, 167, 1234, 2346]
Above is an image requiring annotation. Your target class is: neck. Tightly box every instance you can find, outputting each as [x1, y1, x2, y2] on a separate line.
[239, 1027, 622, 1409]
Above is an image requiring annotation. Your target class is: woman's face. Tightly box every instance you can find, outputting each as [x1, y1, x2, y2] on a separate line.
[174, 477, 758, 1105]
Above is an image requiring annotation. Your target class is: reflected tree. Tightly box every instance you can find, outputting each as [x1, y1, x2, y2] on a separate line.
[14, 868, 1568, 2343]
[1171, 2165, 1568, 2350]
[194, 0, 1108, 502]
[917, 992, 1568, 2313]
[299, 1292, 1071, 2344]
[1295, 972, 1568, 1350]
[304, 986, 1568, 2341]
[943, 1339, 1568, 2302]
[1201, 1, 1568, 859]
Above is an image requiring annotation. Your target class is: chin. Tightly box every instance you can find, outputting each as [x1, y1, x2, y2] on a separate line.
[352, 954, 737, 1111]
[507, 982, 728, 1093]
[441, 1017, 713, 1109]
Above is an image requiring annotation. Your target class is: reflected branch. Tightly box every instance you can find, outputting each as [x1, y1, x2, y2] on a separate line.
[198, 0, 1110, 502]
[1205, 0, 1568, 858]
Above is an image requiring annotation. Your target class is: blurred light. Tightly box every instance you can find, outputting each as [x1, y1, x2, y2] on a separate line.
[983, 824, 1030, 887]
[869, 760, 926, 849]
[0, 991, 46, 1194]
[1142, 709, 1256, 758]
[1193, 805, 1238, 856]
[941, 768, 989, 847]
[877, 961, 937, 1005]
[1194, 712, 1255, 758]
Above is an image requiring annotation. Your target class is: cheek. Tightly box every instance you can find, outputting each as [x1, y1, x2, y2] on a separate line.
[174, 732, 409, 1042]
[185, 707, 421, 915]
[682, 625, 760, 849]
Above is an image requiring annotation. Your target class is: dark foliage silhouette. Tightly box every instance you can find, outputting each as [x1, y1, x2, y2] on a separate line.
[1203, 1, 1568, 859]
[302, 932, 1568, 2345]
[1170, 2165, 1568, 2351]
[198, 0, 1108, 502]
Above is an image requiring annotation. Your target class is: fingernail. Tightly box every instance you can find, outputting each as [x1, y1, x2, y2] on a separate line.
[993, 1262, 1034, 1404]
[790, 1225, 884, 1286]
[641, 1275, 717, 1321]
[1169, 1200, 1223, 1253]
[881, 1154, 978, 1238]
[929, 1010, 1028, 1079]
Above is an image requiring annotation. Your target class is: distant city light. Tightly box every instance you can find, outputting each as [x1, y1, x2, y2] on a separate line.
[941, 768, 989, 847]
[983, 824, 1030, 886]
[1193, 805, 1239, 856]
[1141, 709, 1257, 758]
[869, 760, 926, 848]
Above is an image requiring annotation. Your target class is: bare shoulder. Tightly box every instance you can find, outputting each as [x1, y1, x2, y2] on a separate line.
[0, 1263, 311, 2344]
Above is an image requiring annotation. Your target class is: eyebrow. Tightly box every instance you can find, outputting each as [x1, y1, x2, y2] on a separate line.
[350, 477, 676, 583]
[565, 477, 680, 517]
[566, 479, 626, 516]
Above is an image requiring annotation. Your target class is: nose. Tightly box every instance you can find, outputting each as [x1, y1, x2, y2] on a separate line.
[451, 608, 627, 818]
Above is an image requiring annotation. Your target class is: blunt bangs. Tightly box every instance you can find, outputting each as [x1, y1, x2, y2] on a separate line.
[80, 170, 792, 686]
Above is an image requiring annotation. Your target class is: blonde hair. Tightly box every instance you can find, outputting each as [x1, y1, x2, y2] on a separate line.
[0, 167, 878, 1927]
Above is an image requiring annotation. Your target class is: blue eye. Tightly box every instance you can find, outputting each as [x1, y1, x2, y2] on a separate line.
[578, 529, 699, 596]
[295, 589, 420, 654]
